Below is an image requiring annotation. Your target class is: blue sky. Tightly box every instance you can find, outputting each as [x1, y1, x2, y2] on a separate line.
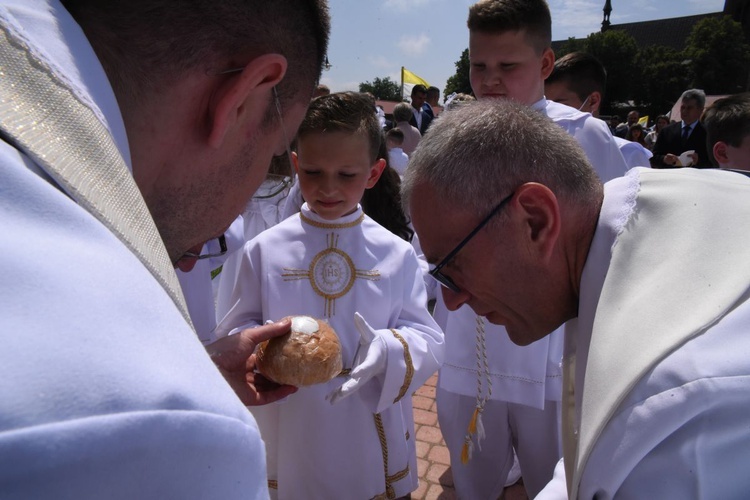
[321, 0, 725, 97]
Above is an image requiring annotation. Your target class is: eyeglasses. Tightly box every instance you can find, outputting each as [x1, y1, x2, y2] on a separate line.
[429, 192, 514, 292]
[253, 173, 294, 199]
[183, 234, 228, 260]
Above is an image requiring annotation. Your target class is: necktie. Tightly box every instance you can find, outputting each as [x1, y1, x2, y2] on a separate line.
[682, 124, 691, 141]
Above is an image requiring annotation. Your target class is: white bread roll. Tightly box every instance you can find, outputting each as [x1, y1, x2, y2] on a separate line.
[256, 316, 343, 386]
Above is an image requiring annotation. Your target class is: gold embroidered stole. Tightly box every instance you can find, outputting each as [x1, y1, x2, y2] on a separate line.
[567, 169, 750, 497]
[0, 20, 192, 327]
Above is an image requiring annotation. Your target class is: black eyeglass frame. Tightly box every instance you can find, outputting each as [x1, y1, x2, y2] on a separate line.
[183, 234, 228, 260]
[429, 192, 514, 292]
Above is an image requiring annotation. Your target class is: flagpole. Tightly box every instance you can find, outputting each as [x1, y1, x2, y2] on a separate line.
[401, 66, 405, 102]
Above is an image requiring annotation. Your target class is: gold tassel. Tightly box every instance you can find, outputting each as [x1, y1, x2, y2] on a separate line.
[461, 439, 471, 464]
[468, 406, 479, 435]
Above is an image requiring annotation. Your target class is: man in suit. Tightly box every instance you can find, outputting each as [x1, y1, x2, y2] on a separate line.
[423, 85, 440, 118]
[409, 84, 433, 135]
[651, 89, 711, 168]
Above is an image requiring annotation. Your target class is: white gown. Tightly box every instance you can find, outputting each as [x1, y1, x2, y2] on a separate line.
[435, 98, 629, 499]
[537, 167, 750, 498]
[614, 135, 653, 169]
[214, 204, 445, 499]
[0, 1, 269, 498]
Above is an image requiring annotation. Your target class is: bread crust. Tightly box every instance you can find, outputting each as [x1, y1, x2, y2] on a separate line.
[256, 316, 343, 386]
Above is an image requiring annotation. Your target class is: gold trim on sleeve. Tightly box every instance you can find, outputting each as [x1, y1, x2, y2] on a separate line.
[268, 480, 278, 490]
[390, 329, 414, 403]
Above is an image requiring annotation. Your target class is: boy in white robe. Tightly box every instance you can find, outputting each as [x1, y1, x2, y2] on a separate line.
[215, 92, 444, 499]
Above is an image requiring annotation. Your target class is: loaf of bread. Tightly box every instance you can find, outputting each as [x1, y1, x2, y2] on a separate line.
[256, 316, 343, 386]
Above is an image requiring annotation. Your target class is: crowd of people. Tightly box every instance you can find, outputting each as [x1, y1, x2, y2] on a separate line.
[2, 0, 750, 499]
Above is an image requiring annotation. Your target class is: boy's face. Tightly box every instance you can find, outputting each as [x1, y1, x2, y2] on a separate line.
[411, 91, 426, 110]
[469, 29, 554, 104]
[294, 131, 385, 220]
[544, 80, 584, 109]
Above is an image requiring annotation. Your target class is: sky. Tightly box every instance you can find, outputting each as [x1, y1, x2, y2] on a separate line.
[321, 0, 726, 98]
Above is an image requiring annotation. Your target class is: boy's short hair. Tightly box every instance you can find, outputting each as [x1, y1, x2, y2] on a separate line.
[393, 102, 415, 123]
[386, 128, 405, 145]
[411, 84, 428, 97]
[547, 52, 607, 102]
[297, 91, 382, 162]
[702, 93, 750, 151]
[467, 0, 552, 53]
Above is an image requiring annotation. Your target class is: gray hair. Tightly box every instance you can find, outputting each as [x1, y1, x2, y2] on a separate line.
[393, 102, 414, 123]
[681, 88, 706, 108]
[402, 99, 602, 218]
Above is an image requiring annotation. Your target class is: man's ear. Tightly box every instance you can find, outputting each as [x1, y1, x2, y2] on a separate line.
[512, 182, 560, 262]
[588, 91, 603, 115]
[713, 141, 729, 166]
[540, 48, 556, 80]
[208, 54, 288, 149]
[365, 158, 387, 189]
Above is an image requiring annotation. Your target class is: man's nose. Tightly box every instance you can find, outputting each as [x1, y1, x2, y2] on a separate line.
[441, 286, 470, 311]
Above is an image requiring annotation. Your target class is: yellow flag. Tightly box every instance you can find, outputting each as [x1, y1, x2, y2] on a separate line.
[402, 67, 430, 100]
[638, 115, 649, 127]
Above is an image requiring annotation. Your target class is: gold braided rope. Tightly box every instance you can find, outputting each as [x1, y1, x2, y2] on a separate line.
[461, 315, 493, 464]
[268, 480, 278, 489]
[390, 329, 414, 403]
[299, 211, 365, 229]
[373, 413, 410, 499]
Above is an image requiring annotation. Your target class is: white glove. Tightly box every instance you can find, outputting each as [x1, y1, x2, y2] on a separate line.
[327, 312, 387, 405]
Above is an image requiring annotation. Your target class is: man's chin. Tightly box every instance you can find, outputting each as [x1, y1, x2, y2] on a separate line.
[174, 243, 204, 273]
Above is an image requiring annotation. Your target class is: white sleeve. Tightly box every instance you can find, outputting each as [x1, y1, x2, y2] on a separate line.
[574, 117, 630, 183]
[360, 247, 445, 414]
[212, 240, 265, 340]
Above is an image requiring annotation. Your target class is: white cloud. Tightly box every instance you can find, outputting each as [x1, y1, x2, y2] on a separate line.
[397, 33, 431, 57]
[383, 0, 432, 13]
[367, 55, 394, 70]
[321, 76, 361, 93]
[548, 0, 602, 40]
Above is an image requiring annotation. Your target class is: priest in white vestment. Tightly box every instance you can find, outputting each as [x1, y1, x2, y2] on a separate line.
[404, 99, 750, 499]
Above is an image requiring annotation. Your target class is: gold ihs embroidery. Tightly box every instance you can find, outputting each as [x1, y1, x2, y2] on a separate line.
[282, 233, 380, 317]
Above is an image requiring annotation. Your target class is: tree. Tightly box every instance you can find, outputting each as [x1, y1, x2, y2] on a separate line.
[555, 37, 587, 60]
[444, 49, 472, 99]
[633, 45, 691, 117]
[684, 15, 750, 94]
[584, 30, 639, 112]
[359, 76, 401, 101]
